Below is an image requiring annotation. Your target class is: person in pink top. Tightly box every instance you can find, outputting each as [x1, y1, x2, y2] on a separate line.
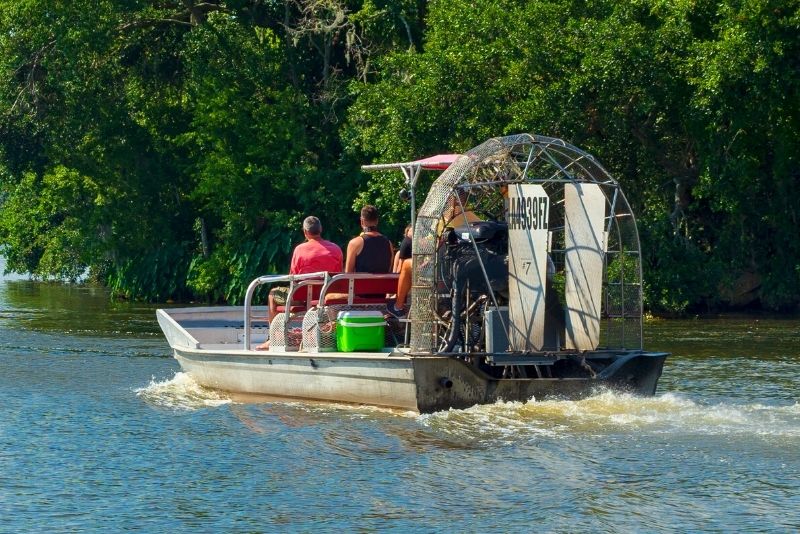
[289, 216, 343, 275]
[256, 216, 342, 350]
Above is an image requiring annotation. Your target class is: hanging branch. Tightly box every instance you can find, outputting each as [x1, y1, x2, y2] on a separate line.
[9, 38, 56, 116]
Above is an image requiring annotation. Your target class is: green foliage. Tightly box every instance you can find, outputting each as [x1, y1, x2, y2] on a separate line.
[0, 1, 369, 302]
[105, 245, 192, 302]
[0, 166, 101, 281]
[345, 0, 800, 313]
[0, 0, 798, 312]
[187, 225, 294, 304]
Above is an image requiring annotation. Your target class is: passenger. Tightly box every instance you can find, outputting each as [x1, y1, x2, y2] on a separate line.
[388, 255, 413, 318]
[255, 215, 342, 350]
[387, 225, 413, 317]
[438, 190, 481, 233]
[393, 224, 412, 273]
[344, 205, 393, 274]
[388, 190, 479, 318]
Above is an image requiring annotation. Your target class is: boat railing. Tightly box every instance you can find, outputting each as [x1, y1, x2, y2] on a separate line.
[242, 271, 330, 349]
[243, 271, 400, 350]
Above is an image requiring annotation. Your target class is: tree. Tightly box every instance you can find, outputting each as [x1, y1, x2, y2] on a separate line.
[1, 0, 797, 311]
[345, 0, 800, 312]
[0, 0, 424, 302]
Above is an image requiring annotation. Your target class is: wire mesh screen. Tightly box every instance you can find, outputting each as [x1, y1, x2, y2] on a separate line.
[409, 134, 644, 353]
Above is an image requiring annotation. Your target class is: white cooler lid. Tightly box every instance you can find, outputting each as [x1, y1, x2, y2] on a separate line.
[336, 310, 384, 319]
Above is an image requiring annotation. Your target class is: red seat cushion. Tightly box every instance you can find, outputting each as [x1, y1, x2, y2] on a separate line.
[275, 304, 308, 313]
[322, 276, 397, 304]
[278, 276, 397, 310]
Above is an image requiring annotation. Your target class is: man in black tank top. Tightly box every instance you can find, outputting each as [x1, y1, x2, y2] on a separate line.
[345, 205, 393, 273]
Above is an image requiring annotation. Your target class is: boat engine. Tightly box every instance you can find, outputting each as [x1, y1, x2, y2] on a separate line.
[439, 221, 509, 352]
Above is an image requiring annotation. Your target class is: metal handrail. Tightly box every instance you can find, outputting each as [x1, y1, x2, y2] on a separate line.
[277, 276, 330, 347]
[242, 271, 329, 349]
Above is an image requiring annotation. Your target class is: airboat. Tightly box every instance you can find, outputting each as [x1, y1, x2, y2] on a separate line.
[157, 134, 668, 413]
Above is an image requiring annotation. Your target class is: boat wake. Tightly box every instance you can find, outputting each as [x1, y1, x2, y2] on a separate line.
[135, 372, 231, 410]
[420, 391, 800, 441]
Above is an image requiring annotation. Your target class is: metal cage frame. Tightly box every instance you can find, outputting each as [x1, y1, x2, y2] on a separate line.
[409, 134, 644, 353]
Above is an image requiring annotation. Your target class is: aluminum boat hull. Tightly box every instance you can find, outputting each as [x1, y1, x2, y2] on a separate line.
[157, 307, 667, 413]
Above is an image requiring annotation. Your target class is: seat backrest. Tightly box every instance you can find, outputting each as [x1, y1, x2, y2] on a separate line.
[290, 283, 323, 302]
[323, 277, 350, 296]
[277, 277, 327, 313]
[352, 277, 397, 296]
[320, 273, 399, 305]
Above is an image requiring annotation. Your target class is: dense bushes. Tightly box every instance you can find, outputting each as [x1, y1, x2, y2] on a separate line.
[1, 0, 798, 312]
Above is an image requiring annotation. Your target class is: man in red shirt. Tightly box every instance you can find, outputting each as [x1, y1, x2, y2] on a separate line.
[289, 215, 343, 275]
[256, 216, 342, 350]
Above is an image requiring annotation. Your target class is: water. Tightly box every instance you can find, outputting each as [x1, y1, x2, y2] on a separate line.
[1, 270, 799, 532]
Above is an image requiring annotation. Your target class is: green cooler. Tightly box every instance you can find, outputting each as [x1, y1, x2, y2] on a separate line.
[336, 311, 386, 352]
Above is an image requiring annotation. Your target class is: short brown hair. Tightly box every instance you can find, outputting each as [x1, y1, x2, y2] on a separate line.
[360, 205, 379, 224]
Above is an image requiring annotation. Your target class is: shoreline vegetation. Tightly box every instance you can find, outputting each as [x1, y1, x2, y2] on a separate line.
[1, 1, 798, 315]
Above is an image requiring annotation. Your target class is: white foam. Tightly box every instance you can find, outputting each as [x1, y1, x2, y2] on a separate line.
[419, 392, 800, 439]
[135, 372, 231, 410]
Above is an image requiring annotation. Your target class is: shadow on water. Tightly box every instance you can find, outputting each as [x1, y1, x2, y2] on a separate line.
[643, 315, 800, 403]
[0, 279, 164, 338]
[645, 314, 800, 360]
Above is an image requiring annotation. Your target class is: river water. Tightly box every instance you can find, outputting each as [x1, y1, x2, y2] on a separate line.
[1, 264, 798, 532]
